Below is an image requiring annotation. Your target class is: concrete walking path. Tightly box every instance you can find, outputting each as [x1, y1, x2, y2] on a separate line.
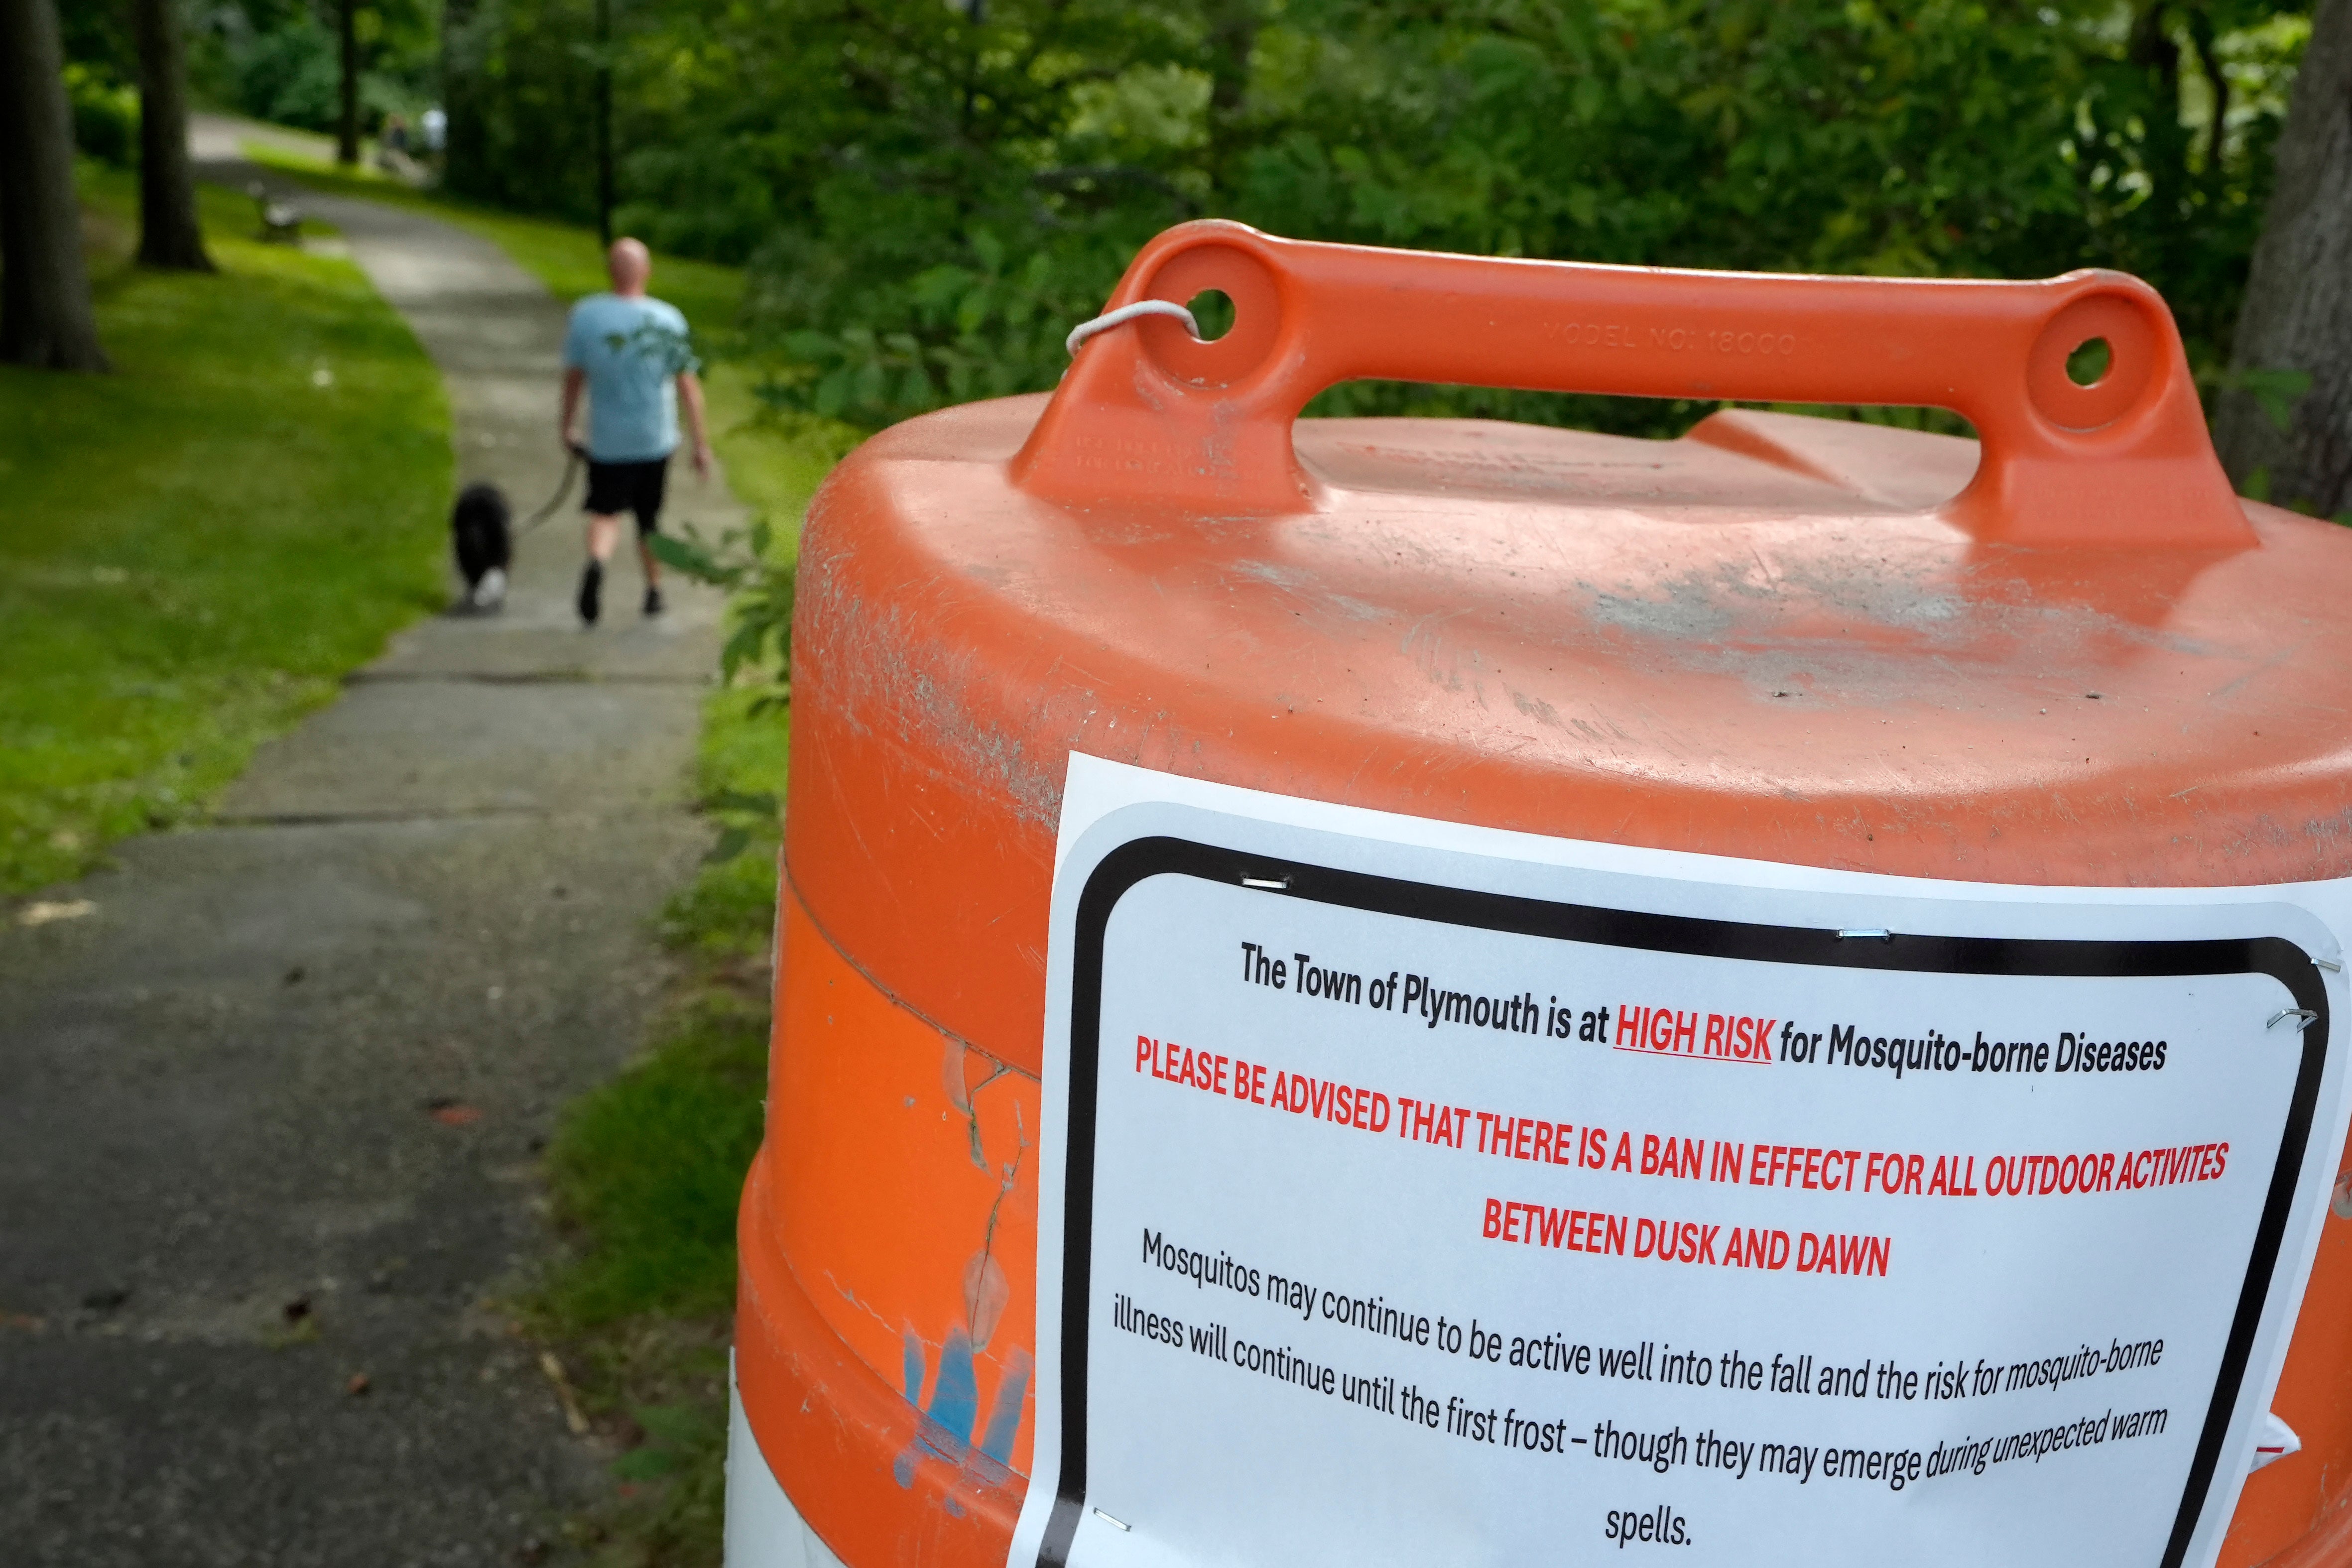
[0, 118, 739, 1565]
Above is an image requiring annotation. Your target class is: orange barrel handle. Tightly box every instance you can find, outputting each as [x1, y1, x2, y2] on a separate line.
[1010, 219, 2250, 549]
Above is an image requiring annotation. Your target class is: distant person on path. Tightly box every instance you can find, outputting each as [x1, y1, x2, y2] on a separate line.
[559, 238, 712, 623]
[378, 115, 413, 177]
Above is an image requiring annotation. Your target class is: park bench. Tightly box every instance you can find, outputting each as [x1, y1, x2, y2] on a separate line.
[247, 181, 303, 244]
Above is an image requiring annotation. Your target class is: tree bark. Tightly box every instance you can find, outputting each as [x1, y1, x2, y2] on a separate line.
[337, 0, 359, 166]
[440, 0, 482, 198]
[134, 0, 212, 271]
[2213, 0, 2352, 511]
[0, 0, 110, 370]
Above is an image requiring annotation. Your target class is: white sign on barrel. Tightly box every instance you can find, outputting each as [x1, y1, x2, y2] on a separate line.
[1009, 755, 2352, 1568]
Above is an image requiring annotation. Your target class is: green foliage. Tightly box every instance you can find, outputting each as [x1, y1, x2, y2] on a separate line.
[642, 515, 793, 865]
[650, 0, 1218, 422]
[646, 518, 793, 700]
[225, 12, 348, 129]
[0, 169, 448, 896]
[58, 1, 135, 82]
[611, 1400, 728, 1488]
[441, 0, 605, 217]
[563, 1332, 734, 1566]
[770, 228, 1154, 429]
[446, 0, 2312, 440]
[186, 0, 444, 133]
[65, 64, 139, 167]
[537, 987, 770, 1325]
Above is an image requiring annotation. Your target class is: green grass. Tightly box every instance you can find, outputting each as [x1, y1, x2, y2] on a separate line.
[541, 989, 770, 1328]
[0, 166, 449, 895]
[527, 682, 791, 1566]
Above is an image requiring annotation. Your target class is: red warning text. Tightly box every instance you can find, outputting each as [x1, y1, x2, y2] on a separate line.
[1615, 1005, 1778, 1066]
[1137, 1034, 1393, 1133]
[1482, 1200, 1890, 1277]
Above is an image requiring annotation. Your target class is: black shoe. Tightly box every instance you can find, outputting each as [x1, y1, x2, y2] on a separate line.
[643, 585, 663, 616]
[577, 560, 603, 625]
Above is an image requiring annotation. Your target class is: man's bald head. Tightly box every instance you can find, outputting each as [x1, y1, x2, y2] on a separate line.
[608, 238, 651, 297]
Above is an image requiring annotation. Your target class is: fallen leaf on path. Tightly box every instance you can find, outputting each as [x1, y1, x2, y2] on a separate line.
[538, 1351, 591, 1435]
[428, 1098, 482, 1126]
[346, 1372, 371, 1396]
[19, 900, 95, 927]
[2, 1313, 46, 1332]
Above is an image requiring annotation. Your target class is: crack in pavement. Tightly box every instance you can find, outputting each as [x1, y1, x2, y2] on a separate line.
[346, 670, 715, 687]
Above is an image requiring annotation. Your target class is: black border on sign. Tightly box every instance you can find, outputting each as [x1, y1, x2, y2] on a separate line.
[1034, 836, 2332, 1568]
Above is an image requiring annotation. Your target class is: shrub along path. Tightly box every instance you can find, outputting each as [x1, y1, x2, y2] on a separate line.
[0, 125, 740, 1565]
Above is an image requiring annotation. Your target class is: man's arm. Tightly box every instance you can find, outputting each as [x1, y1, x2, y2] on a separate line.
[677, 369, 713, 479]
[559, 365, 586, 453]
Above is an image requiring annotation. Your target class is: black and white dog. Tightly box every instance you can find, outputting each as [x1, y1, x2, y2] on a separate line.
[450, 482, 511, 611]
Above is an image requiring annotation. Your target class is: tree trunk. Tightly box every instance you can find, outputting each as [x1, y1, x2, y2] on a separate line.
[337, 0, 359, 166]
[440, 0, 482, 198]
[134, 0, 212, 271]
[2213, 0, 2352, 512]
[0, 0, 110, 370]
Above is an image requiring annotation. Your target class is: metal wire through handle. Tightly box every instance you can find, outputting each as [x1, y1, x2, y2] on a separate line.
[1065, 299, 1201, 357]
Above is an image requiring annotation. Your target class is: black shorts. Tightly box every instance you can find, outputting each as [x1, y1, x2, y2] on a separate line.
[583, 456, 670, 535]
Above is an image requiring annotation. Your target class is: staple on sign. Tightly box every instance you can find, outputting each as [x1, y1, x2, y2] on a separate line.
[1836, 928, 1894, 942]
[2267, 1008, 2319, 1031]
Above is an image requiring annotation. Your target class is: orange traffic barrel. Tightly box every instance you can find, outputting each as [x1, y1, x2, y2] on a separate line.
[726, 221, 2352, 1568]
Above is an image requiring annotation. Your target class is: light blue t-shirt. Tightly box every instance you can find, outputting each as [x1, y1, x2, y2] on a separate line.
[563, 293, 698, 463]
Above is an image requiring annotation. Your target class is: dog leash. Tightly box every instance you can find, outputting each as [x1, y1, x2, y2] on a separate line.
[515, 445, 588, 537]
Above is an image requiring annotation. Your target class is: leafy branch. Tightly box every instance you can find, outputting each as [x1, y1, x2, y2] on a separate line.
[646, 517, 796, 700]
[647, 521, 794, 863]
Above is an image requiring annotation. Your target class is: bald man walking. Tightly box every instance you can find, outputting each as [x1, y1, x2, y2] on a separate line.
[559, 238, 713, 624]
